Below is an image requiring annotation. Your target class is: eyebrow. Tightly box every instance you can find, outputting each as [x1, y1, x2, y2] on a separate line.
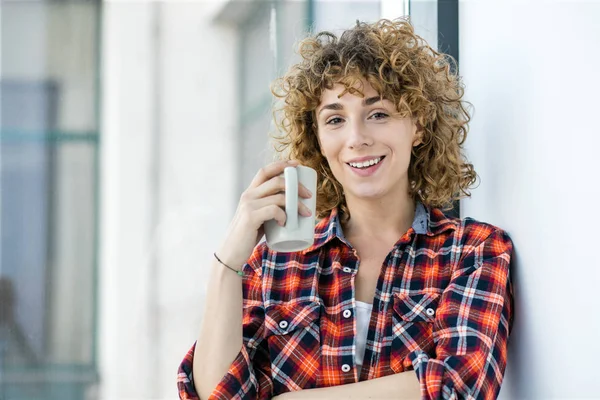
[317, 95, 384, 116]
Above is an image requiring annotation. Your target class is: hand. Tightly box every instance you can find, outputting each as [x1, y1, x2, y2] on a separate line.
[216, 160, 313, 269]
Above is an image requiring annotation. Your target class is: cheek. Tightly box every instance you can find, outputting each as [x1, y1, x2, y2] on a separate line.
[318, 136, 335, 156]
[316, 133, 327, 155]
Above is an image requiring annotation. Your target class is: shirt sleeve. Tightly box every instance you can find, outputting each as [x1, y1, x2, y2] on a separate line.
[409, 228, 514, 400]
[177, 244, 273, 400]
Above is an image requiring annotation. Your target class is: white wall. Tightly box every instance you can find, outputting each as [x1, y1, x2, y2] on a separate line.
[100, 3, 158, 398]
[157, 3, 238, 397]
[100, 2, 237, 398]
[460, 2, 600, 399]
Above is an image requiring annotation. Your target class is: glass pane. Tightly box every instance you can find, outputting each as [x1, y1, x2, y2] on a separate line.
[242, 4, 277, 113]
[409, 0, 438, 51]
[274, 0, 309, 74]
[240, 111, 272, 194]
[0, 141, 97, 399]
[1, 1, 99, 136]
[45, 143, 96, 365]
[0, 141, 51, 367]
[312, 0, 381, 32]
[239, 1, 309, 196]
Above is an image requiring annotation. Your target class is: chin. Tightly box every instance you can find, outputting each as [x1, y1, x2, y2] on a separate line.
[346, 187, 388, 200]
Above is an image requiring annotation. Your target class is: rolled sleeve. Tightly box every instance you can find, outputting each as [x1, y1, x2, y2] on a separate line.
[177, 343, 200, 400]
[410, 229, 514, 400]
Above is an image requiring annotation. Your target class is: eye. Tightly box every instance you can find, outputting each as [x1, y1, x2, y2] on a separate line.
[325, 117, 344, 125]
[369, 112, 389, 120]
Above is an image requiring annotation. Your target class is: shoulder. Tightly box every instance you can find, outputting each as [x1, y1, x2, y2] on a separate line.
[450, 215, 514, 270]
[459, 216, 513, 249]
[432, 208, 513, 259]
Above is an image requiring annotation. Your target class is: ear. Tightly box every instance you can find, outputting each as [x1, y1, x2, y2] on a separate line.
[412, 120, 423, 147]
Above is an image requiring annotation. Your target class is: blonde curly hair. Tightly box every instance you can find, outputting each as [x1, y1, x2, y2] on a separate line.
[270, 18, 478, 223]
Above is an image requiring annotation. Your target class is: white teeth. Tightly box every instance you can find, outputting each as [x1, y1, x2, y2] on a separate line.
[348, 157, 382, 169]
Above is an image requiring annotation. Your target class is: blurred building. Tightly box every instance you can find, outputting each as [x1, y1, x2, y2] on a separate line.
[3, 0, 599, 400]
[1, 0, 418, 398]
[1, 1, 100, 399]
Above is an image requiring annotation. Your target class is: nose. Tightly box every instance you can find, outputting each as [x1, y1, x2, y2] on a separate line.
[346, 119, 373, 149]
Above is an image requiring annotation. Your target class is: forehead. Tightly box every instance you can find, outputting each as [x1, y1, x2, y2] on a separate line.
[321, 78, 378, 101]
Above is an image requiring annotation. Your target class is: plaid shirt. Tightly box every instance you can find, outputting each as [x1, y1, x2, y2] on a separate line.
[178, 201, 514, 400]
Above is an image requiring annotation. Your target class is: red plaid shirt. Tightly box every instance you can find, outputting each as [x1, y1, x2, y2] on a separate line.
[178, 201, 514, 400]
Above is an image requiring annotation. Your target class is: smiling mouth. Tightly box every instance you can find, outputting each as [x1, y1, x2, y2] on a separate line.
[346, 156, 386, 169]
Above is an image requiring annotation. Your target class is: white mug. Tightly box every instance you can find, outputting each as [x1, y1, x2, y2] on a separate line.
[264, 165, 318, 252]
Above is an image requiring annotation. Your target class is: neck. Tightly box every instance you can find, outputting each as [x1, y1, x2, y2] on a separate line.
[342, 191, 417, 241]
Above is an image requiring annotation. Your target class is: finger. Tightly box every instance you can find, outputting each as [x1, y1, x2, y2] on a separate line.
[299, 183, 313, 199]
[250, 176, 286, 200]
[251, 178, 313, 205]
[252, 193, 286, 210]
[249, 160, 297, 189]
[253, 193, 312, 218]
[253, 204, 287, 227]
[299, 202, 312, 217]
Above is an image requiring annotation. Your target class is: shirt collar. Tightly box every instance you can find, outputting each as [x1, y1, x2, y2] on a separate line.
[301, 200, 458, 254]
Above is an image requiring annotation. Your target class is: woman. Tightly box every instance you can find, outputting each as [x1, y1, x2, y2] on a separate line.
[178, 18, 514, 400]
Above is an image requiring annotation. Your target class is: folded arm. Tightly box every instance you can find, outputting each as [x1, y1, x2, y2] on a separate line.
[410, 228, 514, 400]
[273, 371, 421, 400]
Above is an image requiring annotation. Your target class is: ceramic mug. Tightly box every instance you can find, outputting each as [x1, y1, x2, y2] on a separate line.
[264, 165, 317, 252]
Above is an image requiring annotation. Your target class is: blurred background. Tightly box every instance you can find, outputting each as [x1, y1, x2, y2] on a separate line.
[1, 0, 599, 399]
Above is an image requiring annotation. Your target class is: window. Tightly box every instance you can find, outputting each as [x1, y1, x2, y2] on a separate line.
[409, 0, 460, 218]
[0, 2, 101, 399]
[216, 0, 460, 217]
[216, 0, 311, 195]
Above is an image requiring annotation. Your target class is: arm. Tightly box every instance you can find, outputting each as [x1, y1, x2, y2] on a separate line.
[190, 254, 245, 399]
[410, 228, 514, 400]
[273, 371, 421, 400]
[177, 244, 274, 400]
[178, 159, 312, 399]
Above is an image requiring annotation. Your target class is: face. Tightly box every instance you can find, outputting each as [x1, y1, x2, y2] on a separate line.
[315, 78, 422, 202]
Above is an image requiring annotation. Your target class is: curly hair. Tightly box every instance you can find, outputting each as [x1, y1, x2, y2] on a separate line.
[270, 18, 478, 223]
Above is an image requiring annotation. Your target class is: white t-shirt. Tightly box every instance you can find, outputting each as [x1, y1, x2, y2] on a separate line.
[355, 301, 373, 375]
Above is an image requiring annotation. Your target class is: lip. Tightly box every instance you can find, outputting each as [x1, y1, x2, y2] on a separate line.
[346, 155, 385, 177]
[346, 155, 385, 164]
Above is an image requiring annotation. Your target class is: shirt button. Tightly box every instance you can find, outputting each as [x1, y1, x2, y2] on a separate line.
[342, 267, 352, 273]
[343, 309, 352, 318]
[279, 320, 289, 329]
[341, 364, 351, 372]
[426, 308, 435, 317]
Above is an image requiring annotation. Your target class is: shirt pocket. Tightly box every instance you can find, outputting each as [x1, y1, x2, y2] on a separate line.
[264, 300, 321, 392]
[390, 291, 440, 373]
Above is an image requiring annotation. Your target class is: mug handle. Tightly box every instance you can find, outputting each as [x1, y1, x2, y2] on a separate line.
[284, 166, 298, 230]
